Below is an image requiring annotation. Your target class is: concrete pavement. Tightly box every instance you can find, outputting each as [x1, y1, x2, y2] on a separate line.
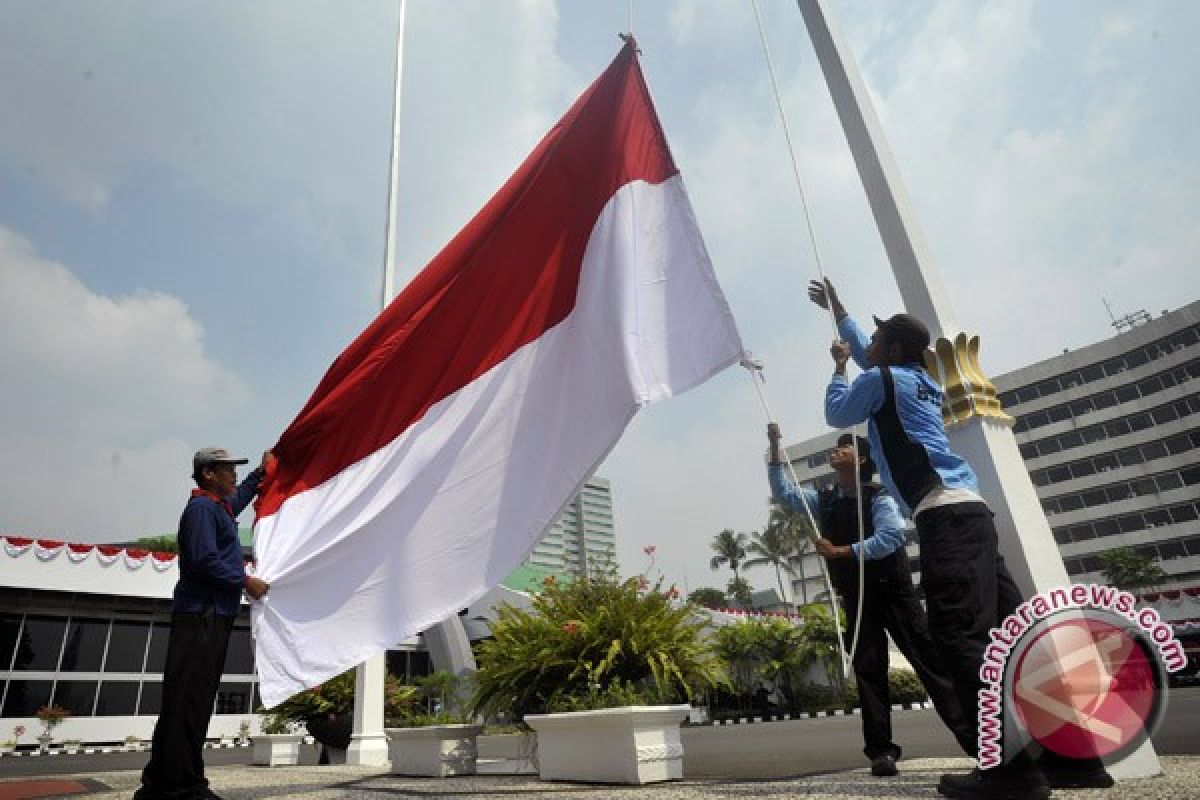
[5, 756, 1200, 800]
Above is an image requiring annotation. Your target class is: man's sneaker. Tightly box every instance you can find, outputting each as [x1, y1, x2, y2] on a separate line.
[870, 752, 898, 777]
[939, 767, 1050, 800]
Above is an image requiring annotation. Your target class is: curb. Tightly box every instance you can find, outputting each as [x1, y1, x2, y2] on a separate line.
[0, 741, 252, 758]
[703, 700, 933, 726]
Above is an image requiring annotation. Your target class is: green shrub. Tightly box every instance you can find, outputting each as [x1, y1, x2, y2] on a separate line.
[888, 668, 928, 705]
[471, 569, 723, 721]
[263, 668, 419, 728]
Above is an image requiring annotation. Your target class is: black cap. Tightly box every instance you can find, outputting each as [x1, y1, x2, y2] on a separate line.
[872, 313, 931, 358]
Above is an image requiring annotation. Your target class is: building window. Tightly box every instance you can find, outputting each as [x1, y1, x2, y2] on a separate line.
[223, 627, 255, 676]
[1170, 504, 1198, 524]
[1127, 413, 1153, 433]
[1144, 509, 1172, 528]
[1070, 460, 1096, 479]
[1, 680, 53, 717]
[14, 616, 66, 671]
[95, 681, 140, 716]
[1117, 514, 1144, 534]
[52, 680, 98, 716]
[59, 618, 108, 672]
[1115, 385, 1140, 404]
[215, 682, 253, 715]
[1059, 495, 1083, 513]
[104, 621, 149, 673]
[1159, 541, 1187, 560]
[1070, 525, 1096, 541]
[139, 682, 162, 716]
[0, 614, 20, 671]
[145, 623, 170, 673]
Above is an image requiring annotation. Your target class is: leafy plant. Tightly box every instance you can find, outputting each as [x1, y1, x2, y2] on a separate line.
[263, 669, 418, 728]
[471, 567, 724, 721]
[888, 669, 928, 705]
[133, 535, 179, 553]
[415, 671, 461, 715]
[259, 713, 293, 735]
[687, 587, 728, 609]
[1097, 546, 1166, 591]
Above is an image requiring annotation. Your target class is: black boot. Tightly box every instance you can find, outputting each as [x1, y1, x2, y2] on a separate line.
[870, 752, 898, 777]
[939, 767, 1051, 800]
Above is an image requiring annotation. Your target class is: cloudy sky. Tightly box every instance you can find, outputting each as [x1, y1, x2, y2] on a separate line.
[1, 1, 1197, 597]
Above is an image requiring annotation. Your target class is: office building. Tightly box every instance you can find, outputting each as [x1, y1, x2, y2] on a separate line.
[522, 477, 615, 576]
[776, 300, 1200, 600]
[994, 301, 1200, 587]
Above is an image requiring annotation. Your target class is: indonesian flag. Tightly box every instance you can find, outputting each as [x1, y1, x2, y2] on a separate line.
[252, 39, 744, 707]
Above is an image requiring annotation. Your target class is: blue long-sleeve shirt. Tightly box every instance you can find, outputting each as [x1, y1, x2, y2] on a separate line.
[173, 467, 263, 615]
[767, 463, 907, 560]
[825, 316, 979, 515]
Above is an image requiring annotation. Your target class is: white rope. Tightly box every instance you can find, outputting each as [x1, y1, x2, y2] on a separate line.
[747, 0, 867, 683]
[741, 356, 842, 645]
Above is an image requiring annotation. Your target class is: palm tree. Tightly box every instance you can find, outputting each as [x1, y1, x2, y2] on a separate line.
[744, 523, 797, 607]
[769, 504, 816, 606]
[725, 576, 755, 609]
[709, 529, 748, 587]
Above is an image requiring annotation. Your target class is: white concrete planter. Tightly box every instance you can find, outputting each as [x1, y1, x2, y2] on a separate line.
[524, 704, 690, 784]
[251, 734, 303, 767]
[385, 724, 482, 777]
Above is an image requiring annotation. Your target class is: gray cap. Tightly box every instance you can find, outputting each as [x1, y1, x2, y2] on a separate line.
[193, 447, 249, 470]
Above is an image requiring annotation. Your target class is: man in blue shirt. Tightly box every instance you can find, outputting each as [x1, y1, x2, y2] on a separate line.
[809, 279, 1052, 800]
[136, 447, 271, 800]
[768, 425, 974, 778]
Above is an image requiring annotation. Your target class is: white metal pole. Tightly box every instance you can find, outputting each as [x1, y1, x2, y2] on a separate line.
[348, 0, 408, 767]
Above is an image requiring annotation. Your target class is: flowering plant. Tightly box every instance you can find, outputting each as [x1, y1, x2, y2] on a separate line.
[35, 706, 69, 732]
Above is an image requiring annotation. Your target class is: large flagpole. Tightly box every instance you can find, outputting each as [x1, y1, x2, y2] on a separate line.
[795, 0, 1161, 779]
[346, 0, 409, 766]
[348, 0, 478, 765]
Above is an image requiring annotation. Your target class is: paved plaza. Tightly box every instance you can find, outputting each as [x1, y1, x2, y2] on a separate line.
[3, 692, 1198, 799]
[5, 756, 1200, 800]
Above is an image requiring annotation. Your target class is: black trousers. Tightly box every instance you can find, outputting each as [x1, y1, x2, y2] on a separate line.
[917, 502, 1034, 770]
[139, 609, 234, 798]
[843, 581, 976, 760]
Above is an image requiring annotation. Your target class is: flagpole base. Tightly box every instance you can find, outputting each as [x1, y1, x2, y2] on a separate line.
[345, 733, 390, 766]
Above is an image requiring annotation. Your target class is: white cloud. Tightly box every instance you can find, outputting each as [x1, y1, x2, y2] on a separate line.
[0, 226, 249, 539]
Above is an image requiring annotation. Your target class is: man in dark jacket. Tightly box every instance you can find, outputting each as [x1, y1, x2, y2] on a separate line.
[135, 447, 272, 800]
[768, 425, 974, 777]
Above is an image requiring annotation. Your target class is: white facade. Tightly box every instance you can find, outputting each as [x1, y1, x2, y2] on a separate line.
[0, 537, 531, 745]
[0, 539, 257, 744]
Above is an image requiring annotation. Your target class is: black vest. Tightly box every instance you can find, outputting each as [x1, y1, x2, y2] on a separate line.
[817, 484, 912, 595]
